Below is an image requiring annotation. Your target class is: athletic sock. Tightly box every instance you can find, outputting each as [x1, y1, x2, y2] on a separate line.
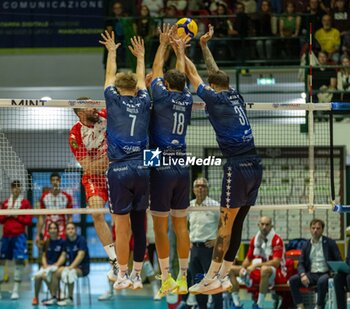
[158, 257, 170, 281]
[218, 260, 233, 279]
[118, 264, 128, 278]
[177, 258, 188, 279]
[257, 293, 265, 308]
[206, 261, 222, 279]
[104, 243, 117, 264]
[232, 291, 241, 306]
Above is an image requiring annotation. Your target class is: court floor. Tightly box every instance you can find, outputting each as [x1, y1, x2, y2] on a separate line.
[0, 263, 344, 309]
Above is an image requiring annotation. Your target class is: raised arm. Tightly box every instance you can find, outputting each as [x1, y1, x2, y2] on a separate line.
[169, 27, 187, 73]
[128, 36, 146, 89]
[199, 24, 219, 74]
[99, 30, 121, 89]
[152, 24, 172, 78]
[185, 56, 203, 92]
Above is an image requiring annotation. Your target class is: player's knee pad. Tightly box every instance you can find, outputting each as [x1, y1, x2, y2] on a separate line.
[14, 264, 24, 282]
[150, 210, 169, 218]
[170, 209, 187, 218]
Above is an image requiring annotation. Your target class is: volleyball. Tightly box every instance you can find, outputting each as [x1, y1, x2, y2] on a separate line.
[176, 18, 198, 40]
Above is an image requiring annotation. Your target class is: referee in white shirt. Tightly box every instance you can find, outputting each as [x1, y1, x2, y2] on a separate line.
[188, 177, 223, 309]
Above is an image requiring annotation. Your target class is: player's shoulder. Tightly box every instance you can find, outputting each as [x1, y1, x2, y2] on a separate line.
[272, 234, 284, 245]
[204, 197, 220, 207]
[70, 122, 83, 138]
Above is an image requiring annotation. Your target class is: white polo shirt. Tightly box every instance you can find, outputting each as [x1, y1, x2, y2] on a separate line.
[188, 196, 220, 243]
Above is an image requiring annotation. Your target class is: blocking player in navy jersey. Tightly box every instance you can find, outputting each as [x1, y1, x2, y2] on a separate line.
[149, 25, 193, 297]
[99, 31, 151, 290]
[185, 25, 263, 295]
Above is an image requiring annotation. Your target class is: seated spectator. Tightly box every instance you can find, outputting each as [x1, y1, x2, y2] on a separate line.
[208, 2, 235, 60]
[240, 0, 257, 14]
[337, 56, 350, 102]
[331, 0, 350, 34]
[142, 0, 164, 16]
[279, 1, 301, 59]
[166, 0, 188, 14]
[309, 51, 337, 104]
[229, 216, 287, 309]
[289, 0, 308, 13]
[0, 181, 32, 300]
[333, 235, 350, 308]
[319, 0, 332, 13]
[32, 222, 66, 305]
[43, 222, 90, 306]
[162, 4, 178, 25]
[289, 219, 342, 309]
[254, 0, 274, 60]
[301, 0, 323, 35]
[314, 14, 341, 63]
[256, 0, 283, 13]
[136, 4, 157, 66]
[103, 1, 136, 69]
[188, 177, 222, 309]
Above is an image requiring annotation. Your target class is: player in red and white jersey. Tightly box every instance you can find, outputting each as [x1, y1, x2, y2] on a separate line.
[0, 180, 32, 300]
[69, 98, 118, 282]
[35, 173, 73, 242]
[229, 216, 287, 309]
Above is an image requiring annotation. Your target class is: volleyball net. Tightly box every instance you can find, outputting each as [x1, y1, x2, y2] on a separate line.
[0, 99, 348, 240]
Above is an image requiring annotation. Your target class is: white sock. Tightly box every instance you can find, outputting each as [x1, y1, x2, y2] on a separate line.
[257, 293, 265, 308]
[206, 261, 222, 279]
[158, 258, 170, 281]
[143, 260, 155, 277]
[218, 260, 233, 279]
[13, 282, 19, 293]
[232, 291, 241, 306]
[104, 243, 117, 263]
[118, 264, 128, 278]
[132, 261, 143, 275]
[0, 265, 4, 282]
[177, 258, 188, 279]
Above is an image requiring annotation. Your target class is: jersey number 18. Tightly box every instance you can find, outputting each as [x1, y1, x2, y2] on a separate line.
[172, 112, 185, 135]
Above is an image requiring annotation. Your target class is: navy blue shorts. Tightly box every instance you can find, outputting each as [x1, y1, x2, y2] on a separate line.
[150, 165, 190, 213]
[0, 234, 28, 260]
[221, 156, 263, 208]
[107, 160, 150, 215]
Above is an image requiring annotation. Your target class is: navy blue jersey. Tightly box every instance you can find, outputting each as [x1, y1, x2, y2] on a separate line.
[104, 86, 151, 161]
[65, 235, 90, 273]
[197, 84, 256, 157]
[150, 78, 193, 153]
[45, 238, 65, 265]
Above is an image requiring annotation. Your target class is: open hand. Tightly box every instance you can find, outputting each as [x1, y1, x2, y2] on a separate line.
[128, 36, 145, 58]
[158, 23, 173, 45]
[99, 30, 121, 52]
[200, 24, 214, 46]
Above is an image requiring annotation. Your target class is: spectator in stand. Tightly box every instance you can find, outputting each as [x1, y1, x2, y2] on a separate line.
[229, 216, 287, 309]
[241, 0, 257, 14]
[289, 0, 308, 13]
[32, 222, 66, 305]
[163, 4, 178, 25]
[44, 222, 90, 306]
[187, 0, 206, 11]
[136, 4, 157, 66]
[289, 219, 342, 309]
[333, 234, 350, 308]
[166, 0, 188, 14]
[104, 1, 136, 69]
[208, 2, 235, 60]
[331, 0, 350, 33]
[142, 0, 164, 16]
[257, 0, 283, 13]
[254, 0, 274, 60]
[309, 51, 337, 104]
[0, 181, 32, 300]
[337, 56, 350, 102]
[319, 0, 332, 13]
[188, 177, 222, 309]
[279, 1, 301, 59]
[301, 0, 323, 36]
[315, 14, 341, 63]
[35, 173, 73, 244]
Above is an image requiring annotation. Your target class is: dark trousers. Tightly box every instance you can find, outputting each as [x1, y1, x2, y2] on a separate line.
[190, 244, 223, 309]
[333, 272, 350, 309]
[289, 272, 329, 308]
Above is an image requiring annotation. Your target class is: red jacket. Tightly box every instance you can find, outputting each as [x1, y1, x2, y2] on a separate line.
[0, 198, 32, 237]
